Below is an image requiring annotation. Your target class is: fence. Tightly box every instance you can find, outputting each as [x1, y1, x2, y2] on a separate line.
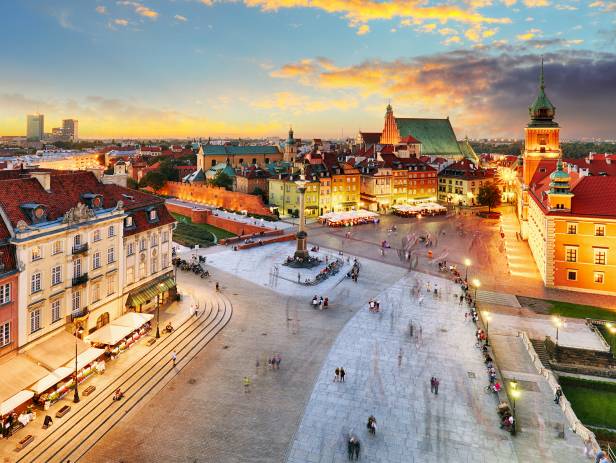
[518, 331, 600, 454]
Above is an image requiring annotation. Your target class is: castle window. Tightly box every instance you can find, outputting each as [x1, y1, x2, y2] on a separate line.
[595, 224, 606, 237]
[567, 269, 577, 281]
[594, 272, 605, 284]
[567, 223, 577, 234]
[565, 246, 578, 263]
[594, 248, 607, 265]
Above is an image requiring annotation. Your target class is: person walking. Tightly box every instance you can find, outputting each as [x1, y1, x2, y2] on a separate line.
[243, 376, 251, 393]
[334, 367, 340, 382]
[215, 282, 220, 292]
[434, 377, 440, 395]
[347, 437, 355, 460]
[554, 386, 563, 404]
[340, 367, 346, 382]
[430, 377, 435, 393]
[171, 351, 177, 367]
[297, 272, 301, 283]
[353, 438, 361, 461]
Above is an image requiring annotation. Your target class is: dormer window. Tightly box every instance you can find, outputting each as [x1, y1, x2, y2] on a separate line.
[125, 216, 134, 228]
[20, 203, 48, 224]
[147, 209, 158, 223]
[81, 193, 104, 210]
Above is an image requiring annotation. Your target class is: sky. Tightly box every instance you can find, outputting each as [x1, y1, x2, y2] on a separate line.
[1, 0, 615, 139]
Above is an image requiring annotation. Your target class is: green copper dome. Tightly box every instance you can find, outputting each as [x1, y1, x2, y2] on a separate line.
[287, 126, 295, 145]
[549, 158, 571, 193]
[529, 59, 558, 128]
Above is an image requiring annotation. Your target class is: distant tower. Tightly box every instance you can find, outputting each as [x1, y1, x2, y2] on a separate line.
[114, 159, 127, 175]
[284, 126, 297, 162]
[380, 104, 400, 145]
[27, 114, 44, 141]
[518, 58, 561, 239]
[546, 158, 573, 211]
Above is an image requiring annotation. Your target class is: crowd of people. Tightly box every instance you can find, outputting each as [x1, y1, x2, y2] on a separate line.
[311, 295, 329, 310]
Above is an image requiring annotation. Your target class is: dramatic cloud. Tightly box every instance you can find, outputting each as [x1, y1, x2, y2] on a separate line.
[233, 0, 511, 34]
[117, 1, 159, 19]
[269, 49, 616, 138]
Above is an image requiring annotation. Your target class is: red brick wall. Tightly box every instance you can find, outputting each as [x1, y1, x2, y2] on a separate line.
[160, 181, 272, 216]
[165, 201, 275, 237]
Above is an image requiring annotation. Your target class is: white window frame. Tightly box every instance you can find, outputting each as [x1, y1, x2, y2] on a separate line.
[52, 241, 63, 255]
[72, 290, 81, 312]
[73, 258, 82, 278]
[594, 272, 605, 284]
[30, 308, 41, 333]
[51, 299, 61, 323]
[0, 283, 10, 305]
[31, 245, 42, 261]
[0, 321, 10, 347]
[92, 283, 100, 302]
[565, 246, 578, 263]
[93, 229, 101, 242]
[594, 248, 608, 266]
[31, 272, 42, 293]
[595, 224, 606, 237]
[51, 265, 62, 286]
[567, 269, 578, 281]
[140, 238, 147, 251]
[107, 247, 115, 264]
[127, 242, 135, 256]
[108, 225, 116, 238]
[93, 252, 101, 270]
[566, 222, 577, 235]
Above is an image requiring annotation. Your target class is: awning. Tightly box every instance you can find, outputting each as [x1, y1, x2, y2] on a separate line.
[66, 347, 105, 371]
[125, 276, 175, 308]
[24, 330, 90, 370]
[112, 312, 154, 330]
[0, 356, 49, 403]
[0, 390, 34, 416]
[85, 325, 133, 346]
[29, 367, 73, 395]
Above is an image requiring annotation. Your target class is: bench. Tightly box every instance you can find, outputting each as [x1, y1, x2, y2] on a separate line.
[146, 338, 156, 347]
[17, 434, 34, 450]
[55, 405, 71, 418]
[83, 385, 96, 396]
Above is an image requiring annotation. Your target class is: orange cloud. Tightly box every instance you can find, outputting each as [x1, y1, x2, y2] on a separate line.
[239, 0, 511, 32]
[517, 28, 541, 40]
[118, 1, 159, 19]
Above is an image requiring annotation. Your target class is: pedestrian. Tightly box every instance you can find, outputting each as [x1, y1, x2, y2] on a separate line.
[353, 439, 361, 461]
[215, 282, 220, 292]
[434, 377, 440, 395]
[243, 376, 251, 393]
[171, 351, 177, 367]
[398, 348, 402, 367]
[583, 438, 592, 458]
[297, 272, 301, 283]
[334, 367, 340, 382]
[465, 312, 469, 322]
[340, 367, 346, 382]
[459, 294, 464, 305]
[275, 353, 281, 369]
[554, 387, 563, 404]
[410, 321, 414, 338]
[194, 303, 199, 318]
[347, 437, 354, 460]
[430, 377, 435, 393]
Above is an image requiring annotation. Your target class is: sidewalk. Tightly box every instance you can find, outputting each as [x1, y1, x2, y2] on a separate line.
[0, 287, 197, 458]
[490, 333, 586, 463]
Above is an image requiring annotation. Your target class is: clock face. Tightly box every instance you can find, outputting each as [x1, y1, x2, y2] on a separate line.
[93, 197, 102, 208]
[34, 207, 44, 218]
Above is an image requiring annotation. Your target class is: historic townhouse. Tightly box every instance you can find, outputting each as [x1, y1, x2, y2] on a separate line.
[0, 242, 18, 360]
[0, 170, 175, 350]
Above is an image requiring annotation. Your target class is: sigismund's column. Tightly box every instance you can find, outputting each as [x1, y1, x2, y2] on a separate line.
[294, 173, 309, 260]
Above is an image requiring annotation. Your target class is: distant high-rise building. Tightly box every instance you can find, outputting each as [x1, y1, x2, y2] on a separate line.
[27, 114, 44, 141]
[62, 119, 79, 141]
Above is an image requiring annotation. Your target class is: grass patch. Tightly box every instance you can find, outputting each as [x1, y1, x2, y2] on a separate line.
[171, 213, 236, 247]
[518, 296, 616, 322]
[560, 376, 616, 429]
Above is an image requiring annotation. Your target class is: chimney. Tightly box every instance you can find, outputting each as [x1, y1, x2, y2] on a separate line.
[31, 172, 51, 192]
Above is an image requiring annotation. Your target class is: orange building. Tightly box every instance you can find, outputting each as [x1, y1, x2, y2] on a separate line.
[518, 61, 616, 294]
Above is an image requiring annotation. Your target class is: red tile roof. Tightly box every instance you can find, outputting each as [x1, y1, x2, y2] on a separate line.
[0, 171, 174, 238]
[399, 135, 421, 144]
[358, 132, 381, 145]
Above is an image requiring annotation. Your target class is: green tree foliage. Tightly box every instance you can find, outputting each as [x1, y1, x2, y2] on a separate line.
[477, 182, 501, 212]
[251, 187, 267, 203]
[210, 171, 234, 190]
[139, 171, 166, 192]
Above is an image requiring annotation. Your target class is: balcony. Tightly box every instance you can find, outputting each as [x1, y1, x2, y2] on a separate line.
[70, 306, 89, 321]
[72, 273, 89, 287]
[72, 243, 89, 255]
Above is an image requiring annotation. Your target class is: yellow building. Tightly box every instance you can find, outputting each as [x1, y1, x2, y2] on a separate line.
[437, 159, 495, 205]
[268, 174, 320, 218]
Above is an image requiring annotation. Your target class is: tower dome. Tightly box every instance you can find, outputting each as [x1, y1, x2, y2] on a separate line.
[549, 158, 570, 193]
[529, 58, 557, 128]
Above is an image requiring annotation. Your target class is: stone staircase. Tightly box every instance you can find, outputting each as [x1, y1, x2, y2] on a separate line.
[531, 338, 551, 368]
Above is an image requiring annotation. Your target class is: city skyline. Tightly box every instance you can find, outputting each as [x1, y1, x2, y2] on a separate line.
[1, 1, 615, 139]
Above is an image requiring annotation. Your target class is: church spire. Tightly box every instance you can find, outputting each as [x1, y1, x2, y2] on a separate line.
[540, 56, 545, 90]
[528, 58, 557, 128]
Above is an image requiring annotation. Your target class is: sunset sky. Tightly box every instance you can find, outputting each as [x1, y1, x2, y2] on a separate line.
[1, 0, 615, 139]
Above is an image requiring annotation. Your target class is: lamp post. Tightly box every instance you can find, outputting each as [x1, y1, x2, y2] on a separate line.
[607, 323, 616, 353]
[73, 326, 80, 403]
[156, 293, 161, 339]
[464, 258, 471, 281]
[552, 315, 563, 344]
[483, 311, 492, 346]
[472, 278, 481, 305]
[510, 380, 520, 436]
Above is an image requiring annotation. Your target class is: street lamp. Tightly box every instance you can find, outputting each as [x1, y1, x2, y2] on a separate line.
[552, 315, 564, 344]
[510, 380, 520, 435]
[606, 323, 616, 353]
[73, 326, 81, 403]
[464, 258, 471, 281]
[483, 311, 492, 346]
[472, 278, 481, 305]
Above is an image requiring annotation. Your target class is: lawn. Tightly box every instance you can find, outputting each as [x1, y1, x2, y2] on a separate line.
[560, 376, 616, 430]
[518, 296, 616, 322]
[171, 213, 236, 247]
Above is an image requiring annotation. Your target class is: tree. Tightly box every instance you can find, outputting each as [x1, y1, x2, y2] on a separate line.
[127, 177, 139, 190]
[139, 171, 166, 192]
[477, 182, 501, 212]
[210, 171, 234, 190]
[251, 187, 267, 203]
